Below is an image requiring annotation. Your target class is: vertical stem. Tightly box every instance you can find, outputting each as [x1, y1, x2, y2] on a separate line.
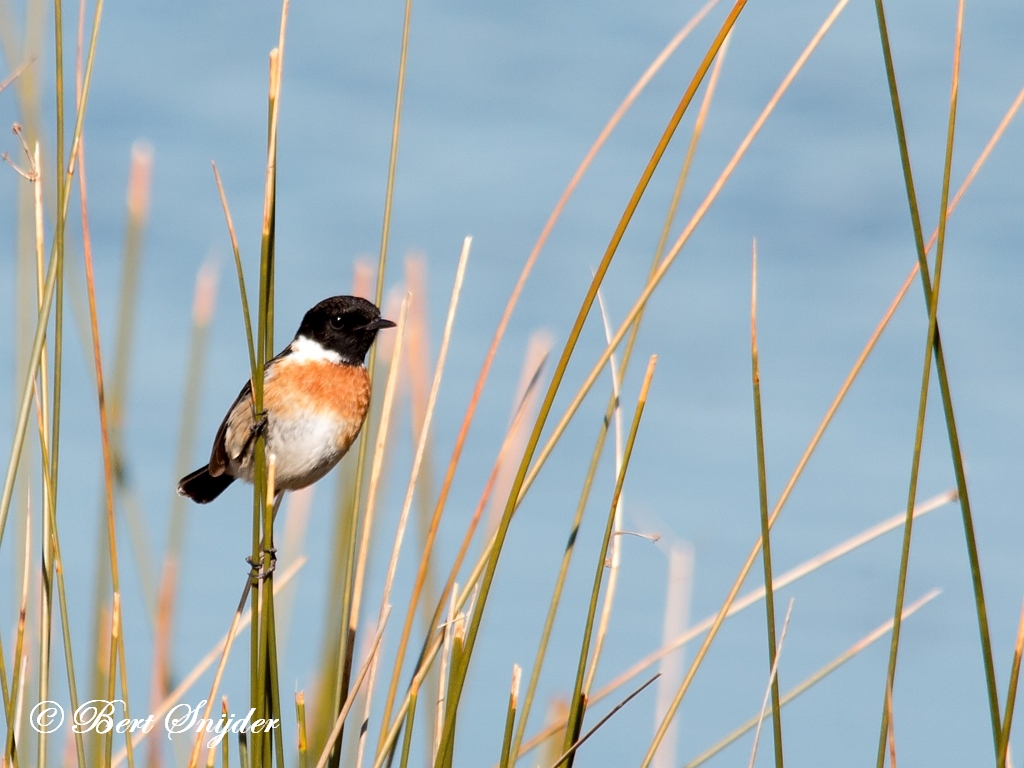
[874, 2, 966, 764]
[997, 601, 1024, 768]
[329, 0, 412, 761]
[252, 2, 289, 759]
[871, 0, 1001, 752]
[397, 692, 416, 768]
[49, 0, 66, 533]
[498, 666, 520, 768]
[436, 7, 747, 758]
[561, 358, 657, 766]
[751, 242, 783, 768]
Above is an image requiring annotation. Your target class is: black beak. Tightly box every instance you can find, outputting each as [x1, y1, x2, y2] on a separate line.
[366, 317, 397, 331]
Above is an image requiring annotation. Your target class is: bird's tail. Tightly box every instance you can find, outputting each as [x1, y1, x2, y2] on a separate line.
[177, 466, 234, 504]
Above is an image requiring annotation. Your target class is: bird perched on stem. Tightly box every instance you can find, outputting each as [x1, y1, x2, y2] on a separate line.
[178, 295, 395, 504]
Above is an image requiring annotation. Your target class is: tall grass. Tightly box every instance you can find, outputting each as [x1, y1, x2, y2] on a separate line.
[1, 0, 1023, 766]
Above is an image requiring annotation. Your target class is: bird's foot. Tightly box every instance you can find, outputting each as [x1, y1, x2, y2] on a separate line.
[246, 547, 278, 582]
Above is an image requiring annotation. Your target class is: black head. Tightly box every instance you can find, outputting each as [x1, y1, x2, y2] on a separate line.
[293, 296, 396, 364]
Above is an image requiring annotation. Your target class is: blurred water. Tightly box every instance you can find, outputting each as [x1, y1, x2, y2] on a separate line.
[1, 0, 1023, 765]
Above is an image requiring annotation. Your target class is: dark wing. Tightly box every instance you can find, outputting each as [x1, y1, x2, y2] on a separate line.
[209, 378, 253, 476]
[208, 344, 294, 477]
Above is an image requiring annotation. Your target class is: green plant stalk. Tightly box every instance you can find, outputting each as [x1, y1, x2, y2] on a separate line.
[26, 137, 57, 768]
[24, 339, 86, 768]
[369, 241, 470, 767]
[561, 357, 656, 765]
[41, 441, 89, 768]
[369, 352, 546, 768]
[29, 280, 84, 768]
[38, 343, 55, 768]
[437, 629, 463, 767]
[509, 57, 722, 756]
[263, 60, 277, 361]
[2, 54, 99, 768]
[266, 592, 286, 768]
[79, 141, 141, 768]
[252, 14, 289, 759]
[629, 5, 850, 760]
[435, 8, 747, 760]
[871, 0, 1001, 752]
[498, 682, 517, 768]
[370, 635, 442, 768]
[0, 0, 104, 556]
[684, 589, 940, 768]
[872, 2, 974, 764]
[212, 163, 258, 379]
[751, 247, 784, 768]
[997, 603, 1024, 768]
[88, 140, 152, 762]
[48, 0, 66, 540]
[513, 0, 848, 546]
[509, 395, 612, 761]
[327, 0, 411, 759]
[325, 473, 359, 760]
[398, 691, 417, 768]
[374, 6, 723, 746]
[378, 355, 547, 763]
[513, 486, 949, 762]
[315, 608, 392, 768]
[239, 731, 249, 768]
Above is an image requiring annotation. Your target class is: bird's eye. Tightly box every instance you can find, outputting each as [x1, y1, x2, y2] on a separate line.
[329, 315, 346, 329]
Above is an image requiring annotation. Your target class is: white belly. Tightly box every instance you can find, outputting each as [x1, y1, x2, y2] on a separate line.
[232, 411, 354, 490]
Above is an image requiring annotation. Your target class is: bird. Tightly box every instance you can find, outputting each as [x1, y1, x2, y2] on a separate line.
[177, 295, 396, 504]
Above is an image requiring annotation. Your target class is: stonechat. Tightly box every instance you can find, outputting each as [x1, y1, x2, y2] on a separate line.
[177, 295, 395, 504]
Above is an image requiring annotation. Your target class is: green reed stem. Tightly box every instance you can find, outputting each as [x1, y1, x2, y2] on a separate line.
[251, 8, 289, 760]
[509, 55, 723, 756]
[561, 357, 656, 765]
[373, 8, 723, 751]
[509, 395, 612, 761]
[435, 8, 747, 761]
[639, 6, 851, 761]
[212, 163, 258, 380]
[997, 602, 1024, 768]
[239, 731, 249, 768]
[0, 4, 103, 762]
[751, 243, 783, 768]
[370, 634, 442, 768]
[0, 0, 104, 562]
[498, 666, 519, 768]
[398, 691, 417, 768]
[48, 0, 65, 529]
[870, 0, 999, 761]
[328, 0, 412, 762]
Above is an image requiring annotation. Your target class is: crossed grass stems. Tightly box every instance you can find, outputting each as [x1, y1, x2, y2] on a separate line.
[1, 0, 1023, 765]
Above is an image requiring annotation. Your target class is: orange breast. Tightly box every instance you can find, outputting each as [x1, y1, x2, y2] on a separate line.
[265, 358, 372, 447]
